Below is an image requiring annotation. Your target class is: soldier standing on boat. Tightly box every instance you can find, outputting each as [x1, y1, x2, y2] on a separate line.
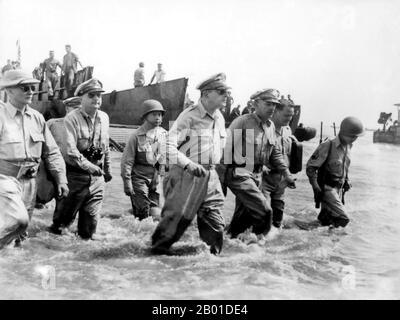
[261, 98, 298, 229]
[306, 116, 365, 228]
[222, 89, 295, 239]
[62, 44, 83, 95]
[42, 50, 63, 97]
[149, 63, 166, 85]
[49, 78, 112, 239]
[120, 99, 167, 220]
[134, 62, 145, 88]
[151, 73, 229, 255]
[0, 70, 68, 248]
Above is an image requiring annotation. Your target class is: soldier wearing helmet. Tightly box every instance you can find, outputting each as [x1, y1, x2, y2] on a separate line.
[120, 99, 167, 220]
[306, 116, 365, 228]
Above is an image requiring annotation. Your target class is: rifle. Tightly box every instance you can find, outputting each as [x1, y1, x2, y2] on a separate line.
[315, 140, 333, 209]
[319, 121, 323, 144]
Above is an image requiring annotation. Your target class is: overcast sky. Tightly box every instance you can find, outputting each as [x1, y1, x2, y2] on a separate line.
[1, 0, 400, 128]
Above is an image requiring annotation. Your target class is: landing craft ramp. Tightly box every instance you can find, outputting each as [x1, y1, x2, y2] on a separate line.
[101, 78, 188, 130]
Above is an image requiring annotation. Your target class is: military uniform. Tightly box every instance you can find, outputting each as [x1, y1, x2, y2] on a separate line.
[151, 73, 228, 254]
[306, 136, 352, 227]
[223, 110, 290, 237]
[36, 97, 81, 205]
[121, 100, 167, 219]
[51, 79, 111, 239]
[62, 49, 80, 94]
[42, 56, 62, 96]
[0, 70, 67, 246]
[261, 125, 294, 228]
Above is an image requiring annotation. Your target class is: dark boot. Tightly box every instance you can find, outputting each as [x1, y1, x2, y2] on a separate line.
[272, 208, 284, 228]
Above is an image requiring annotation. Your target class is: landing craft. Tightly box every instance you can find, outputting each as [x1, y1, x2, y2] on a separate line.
[373, 104, 400, 144]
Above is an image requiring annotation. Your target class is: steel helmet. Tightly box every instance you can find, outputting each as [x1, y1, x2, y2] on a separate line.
[141, 99, 165, 118]
[339, 116, 365, 137]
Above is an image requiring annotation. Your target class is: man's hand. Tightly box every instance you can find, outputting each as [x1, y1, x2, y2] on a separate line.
[184, 162, 207, 177]
[284, 173, 297, 189]
[57, 183, 69, 199]
[343, 180, 352, 192]
[262, 165, 271, 176]
[311, 183, 323, 208]
[89, 164, 104, 176]
[124, 184, 135, 197]
[104, 172, 113, 183]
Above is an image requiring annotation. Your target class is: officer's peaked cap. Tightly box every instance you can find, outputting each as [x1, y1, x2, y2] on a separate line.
[74, 78, 105, 96]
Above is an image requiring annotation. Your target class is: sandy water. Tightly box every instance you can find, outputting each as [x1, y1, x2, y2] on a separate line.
[0, 131, 399, 300]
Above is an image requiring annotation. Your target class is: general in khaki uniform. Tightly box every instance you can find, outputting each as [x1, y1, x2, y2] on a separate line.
[261, 98, 297, 228]
[121, 99, 167, 220]
[151, 73, 229, 255]
[0, 70, 68, 248]
[222, 89, 295, 238]
[306, 116, 364, 228]
[50, 78, 112, 239]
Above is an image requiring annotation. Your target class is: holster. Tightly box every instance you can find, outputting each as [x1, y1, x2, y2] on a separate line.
[0, 159, 39, 180]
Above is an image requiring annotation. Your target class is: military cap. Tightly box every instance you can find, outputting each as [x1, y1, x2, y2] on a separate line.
[63, 96, 81, 108]
[74, 78, 105, 96]
[0, 69, 40, 89]
[279, 98, 294, 107]
[250, 88, 281, 104]
[141, 99, 165, 118]
[196, 73, 231, 92]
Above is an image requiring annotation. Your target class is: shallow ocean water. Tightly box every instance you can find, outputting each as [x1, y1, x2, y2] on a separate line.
[1, 131, 399, 300]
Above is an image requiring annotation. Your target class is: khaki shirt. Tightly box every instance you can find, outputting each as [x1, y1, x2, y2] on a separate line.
[43, 57, 62, 74]
[167, 101, 226, 168]
[223, 113, 288, 173]
[273, 125, 293, 168]
[63, 108, 111, 174]
[306, 136, 351, 185]
[121, 125, 167, 186]
[62, 52, 79, 72]
[47, 118, 67, 151]
[0, 101, 67, 184]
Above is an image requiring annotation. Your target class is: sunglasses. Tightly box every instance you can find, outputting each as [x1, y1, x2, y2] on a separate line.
[18, 85, 36, 92]
[259, 99, 277, 107]
[214, 89, 231, 96]
[88, 92, 102, 98]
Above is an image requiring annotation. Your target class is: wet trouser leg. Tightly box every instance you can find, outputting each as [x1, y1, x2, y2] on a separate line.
[0, 175, 29, 249]
[53, 172, 104, 238]
[77, 175, 104, 238]
[130, 175, 159, 220]
[319, 185, 349, 228]
[262, 172, 286, 228]
[196, 169, 225, 254]
[226, 168, 272, 238]
[152, 165, 224, 253]
[53, 172, 90, 229]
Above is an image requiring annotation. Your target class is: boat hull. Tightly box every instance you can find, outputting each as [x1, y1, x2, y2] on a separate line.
[100, 78, 188, 129]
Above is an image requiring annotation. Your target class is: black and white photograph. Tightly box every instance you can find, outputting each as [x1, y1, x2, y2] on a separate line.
[0, 0, 399, 302]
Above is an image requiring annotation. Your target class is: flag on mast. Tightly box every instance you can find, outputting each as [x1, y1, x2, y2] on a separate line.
[16, 39, 21, 66]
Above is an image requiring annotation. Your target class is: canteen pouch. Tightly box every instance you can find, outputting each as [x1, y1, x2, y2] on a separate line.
[289, 137, 303, 174]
